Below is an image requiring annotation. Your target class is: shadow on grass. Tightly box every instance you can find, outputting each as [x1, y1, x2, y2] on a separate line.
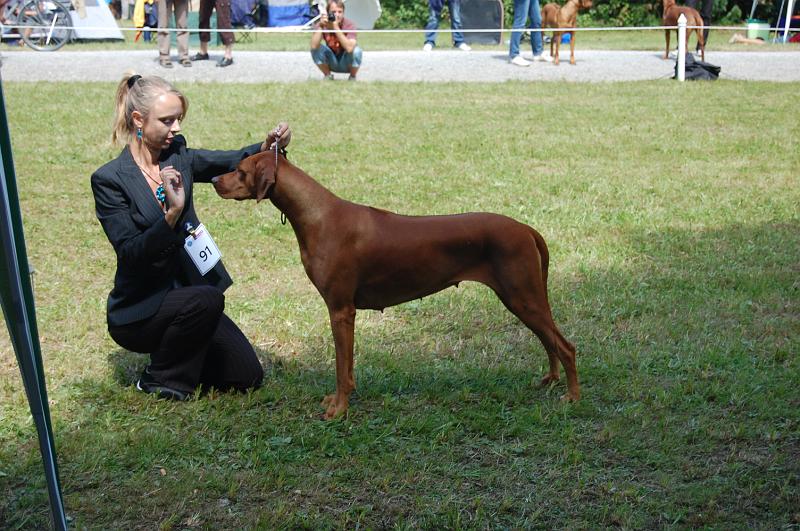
[93, 219, 797, 412]
[106, 346, 279, 387]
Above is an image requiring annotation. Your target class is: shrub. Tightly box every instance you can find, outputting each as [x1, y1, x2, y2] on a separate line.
[374, 0, 755, 30]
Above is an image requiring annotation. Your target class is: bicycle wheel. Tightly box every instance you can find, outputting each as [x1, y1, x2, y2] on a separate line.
[17, 0, 72, 51]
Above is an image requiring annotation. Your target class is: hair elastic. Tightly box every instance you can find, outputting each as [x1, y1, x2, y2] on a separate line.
[127, 74, 142, 89]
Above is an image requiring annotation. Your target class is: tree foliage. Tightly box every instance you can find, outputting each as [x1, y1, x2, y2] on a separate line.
[375, 0, 771, 29]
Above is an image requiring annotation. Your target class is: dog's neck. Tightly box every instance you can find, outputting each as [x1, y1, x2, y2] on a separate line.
[663, 0, 677, 13]
[270, 158, 341, 241]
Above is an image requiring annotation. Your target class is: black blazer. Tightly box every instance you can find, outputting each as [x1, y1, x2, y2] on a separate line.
[91, 135, 263, 327]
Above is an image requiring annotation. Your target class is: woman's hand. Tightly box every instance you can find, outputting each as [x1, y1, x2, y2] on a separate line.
[264, 122, 292, 151]
[161, 165, 185, 227]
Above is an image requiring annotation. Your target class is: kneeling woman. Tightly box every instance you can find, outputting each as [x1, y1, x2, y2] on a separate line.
[310, 0, 363, 80]
[91, 74, 291, 400]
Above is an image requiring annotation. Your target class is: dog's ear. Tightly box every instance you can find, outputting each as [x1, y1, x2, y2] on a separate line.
[252, 153, 276, 203]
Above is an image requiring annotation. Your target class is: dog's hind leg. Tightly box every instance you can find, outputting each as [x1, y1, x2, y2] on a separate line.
[505, 297, 579, 401]
[482, 254, 579, 401]
[696, 23, 705, 60]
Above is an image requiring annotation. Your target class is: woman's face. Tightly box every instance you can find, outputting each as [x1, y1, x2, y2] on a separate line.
[135, 92, 183, 150]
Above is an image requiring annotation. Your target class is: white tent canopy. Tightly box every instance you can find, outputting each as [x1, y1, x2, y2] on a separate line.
[344, 0, 381, 30]
[70, 0, 124, 41]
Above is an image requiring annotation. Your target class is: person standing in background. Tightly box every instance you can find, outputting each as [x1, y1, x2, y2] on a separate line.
[508, 0, 553, 66]
[194, 0, 235, 67]
[422, 0, 472, 52]
[157, 0, 190, 68]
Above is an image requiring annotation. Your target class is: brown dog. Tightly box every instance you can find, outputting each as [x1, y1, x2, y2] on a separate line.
[541, 0, 593, 65]
[213, 151, 579, 419]
[662, 0, 705, 61]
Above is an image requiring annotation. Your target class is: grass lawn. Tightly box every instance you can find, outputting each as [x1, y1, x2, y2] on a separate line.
[0, 80, 798, 528]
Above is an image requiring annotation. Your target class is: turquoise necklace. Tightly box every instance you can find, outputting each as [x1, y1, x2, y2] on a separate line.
[137, 163, 166, 207]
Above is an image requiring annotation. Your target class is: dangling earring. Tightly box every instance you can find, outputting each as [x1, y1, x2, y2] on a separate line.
[136, 127, 143, 140]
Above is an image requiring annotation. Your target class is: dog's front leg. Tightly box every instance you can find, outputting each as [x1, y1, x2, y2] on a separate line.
[664, 29, 671, 59]
[569, 30, 576, 64]
[554, 32, 561, 65]
[322, 304, 357, 420]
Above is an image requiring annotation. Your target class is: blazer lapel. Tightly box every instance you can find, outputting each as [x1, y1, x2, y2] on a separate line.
[117, 146, 168, 225]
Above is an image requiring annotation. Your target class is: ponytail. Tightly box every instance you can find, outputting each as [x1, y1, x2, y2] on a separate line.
[111, 73, 189, 146]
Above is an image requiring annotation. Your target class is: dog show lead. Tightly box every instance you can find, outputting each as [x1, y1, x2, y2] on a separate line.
[91, 73, 291, 400]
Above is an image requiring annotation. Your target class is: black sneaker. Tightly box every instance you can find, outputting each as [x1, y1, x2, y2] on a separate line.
[191, 52, 210, 61]
[136, 368, 191, 401]
[216, 57, 234, 68]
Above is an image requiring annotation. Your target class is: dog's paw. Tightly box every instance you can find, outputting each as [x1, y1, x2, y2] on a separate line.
[321, 394, 336, 407]
[323, 402, 349, 420]
[560, 391, 580, 402]
[540, 374, 560, 387]
[321, 393, 349, 420]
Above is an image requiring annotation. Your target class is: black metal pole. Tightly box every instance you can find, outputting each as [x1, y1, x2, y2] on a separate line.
[0, 75, 68, 531]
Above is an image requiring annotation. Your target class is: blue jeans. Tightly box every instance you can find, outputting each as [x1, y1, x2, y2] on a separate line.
[424, 0, 464, 46]
[311, 43, 363, 73]
[509, 0, 544, 59]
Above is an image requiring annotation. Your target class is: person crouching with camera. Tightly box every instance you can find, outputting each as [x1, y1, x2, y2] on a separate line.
[310, 0, 362, 81]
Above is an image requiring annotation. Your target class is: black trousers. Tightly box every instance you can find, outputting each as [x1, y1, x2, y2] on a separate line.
[686, 0, 713, 44]
[109, 286, 263, 393]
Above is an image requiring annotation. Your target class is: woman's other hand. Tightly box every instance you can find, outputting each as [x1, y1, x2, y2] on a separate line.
[264, 122, 292, 151]
[161, 165, 185, 226]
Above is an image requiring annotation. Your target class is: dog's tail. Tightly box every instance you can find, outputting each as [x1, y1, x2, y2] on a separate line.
[530, 227, 550, 294]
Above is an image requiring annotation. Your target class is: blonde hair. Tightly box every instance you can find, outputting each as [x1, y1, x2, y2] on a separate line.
[111, 73, 189, 146]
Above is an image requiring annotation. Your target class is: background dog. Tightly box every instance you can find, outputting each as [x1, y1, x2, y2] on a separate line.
[541, 0, 593, 65]
[662, 0, 706, 60]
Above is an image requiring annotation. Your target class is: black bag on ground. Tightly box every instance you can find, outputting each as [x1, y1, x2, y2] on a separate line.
[674, 53, 721, 80]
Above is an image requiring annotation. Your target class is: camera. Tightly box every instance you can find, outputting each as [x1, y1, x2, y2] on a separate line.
[327, 12, 336, 22]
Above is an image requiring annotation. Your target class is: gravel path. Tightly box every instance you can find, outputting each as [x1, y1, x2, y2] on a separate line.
[2, 49, 799, 82]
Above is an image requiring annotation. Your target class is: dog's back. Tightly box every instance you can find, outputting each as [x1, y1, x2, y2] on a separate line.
[663, 3, 703, 26]
[542, 2, 560, 28]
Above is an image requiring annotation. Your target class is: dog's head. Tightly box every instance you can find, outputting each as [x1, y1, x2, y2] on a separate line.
[212, 150, 276, 202]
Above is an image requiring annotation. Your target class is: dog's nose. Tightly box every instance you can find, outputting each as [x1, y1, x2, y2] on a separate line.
[211, 176, 219, 184]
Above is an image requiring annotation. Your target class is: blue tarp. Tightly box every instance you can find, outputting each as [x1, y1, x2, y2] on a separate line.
[267, 0, 311, 27]
[231, 0, 257, 27]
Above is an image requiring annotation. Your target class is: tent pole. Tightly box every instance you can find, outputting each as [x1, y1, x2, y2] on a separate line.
[783, 0, 796, 42]
[0, 76, 68, 531]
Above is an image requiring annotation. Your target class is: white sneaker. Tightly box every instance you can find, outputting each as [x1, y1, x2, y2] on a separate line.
[456, 42, 472, 51]
[510, 55, 531, 67]
[533, 54, 553, 63]
[423, 42, 433, 52]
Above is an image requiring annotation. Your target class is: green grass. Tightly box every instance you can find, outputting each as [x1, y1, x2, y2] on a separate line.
[1, 80, 798, 529]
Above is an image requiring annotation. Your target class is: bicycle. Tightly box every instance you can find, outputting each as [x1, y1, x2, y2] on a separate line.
[1, 0, 73, 51]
